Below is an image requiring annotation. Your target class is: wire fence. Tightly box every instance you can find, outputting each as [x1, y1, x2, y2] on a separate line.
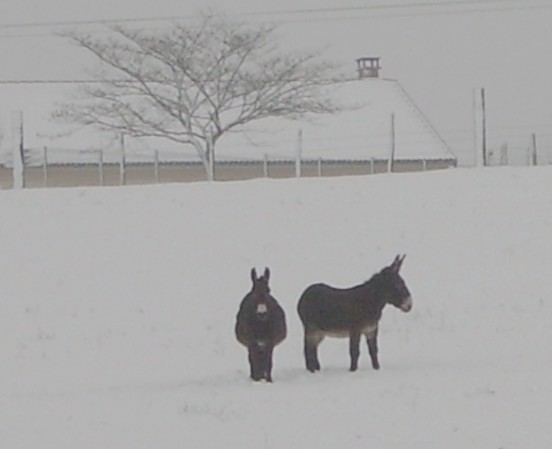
[0, 145, 457, 189]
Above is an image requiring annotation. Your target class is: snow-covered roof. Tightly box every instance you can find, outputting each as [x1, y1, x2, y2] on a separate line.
[214, 77, 456, 162]
[0, 76, 456, 165]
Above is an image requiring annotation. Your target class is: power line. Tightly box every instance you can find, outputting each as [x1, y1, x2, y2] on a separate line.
[246, 0, 548, 17]
[0, 0, 549, 31]
[0, 1, 550, 85]
[0, 79, 98, 84]
[278, 3, 552, 24]
[0, 1, 549, 41]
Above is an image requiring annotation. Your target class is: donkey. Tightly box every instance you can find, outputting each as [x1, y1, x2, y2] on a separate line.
[235, 268, 287, 382]
[297, 255, 412, 373]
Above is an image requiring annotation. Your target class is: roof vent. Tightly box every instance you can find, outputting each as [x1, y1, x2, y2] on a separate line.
[356, 57, 381, 79]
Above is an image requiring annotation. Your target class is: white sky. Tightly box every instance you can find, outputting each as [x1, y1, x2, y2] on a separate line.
[1, 0, 551, 165]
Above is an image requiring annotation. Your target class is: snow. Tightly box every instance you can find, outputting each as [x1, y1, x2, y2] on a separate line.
[1, 166, 551, 448]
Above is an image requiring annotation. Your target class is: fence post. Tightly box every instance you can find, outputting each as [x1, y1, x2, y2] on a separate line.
[422, 159, 427, 171]
[295, 128, 302, 178]
[317, 158, 322, 177]
[206, 130, 214, 182]
[98, 150, 104, 186]
[473, 87, 487, 167]
[42, 146, 48, 187]
[154, 150, 160, 183]
[370, 157, 375, 174]
[531, 133, 538, 166]
[387, 112, 395, 173]
[263, 154, 268, 178]
[11, 111, 24, 189]
[119, 133, 126, 185]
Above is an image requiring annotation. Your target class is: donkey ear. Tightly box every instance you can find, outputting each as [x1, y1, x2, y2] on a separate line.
[251, 268, 257, 283]
[264, 267, 270, 281]
[393, 254, 406, 272]
[391, 254, 405, 272]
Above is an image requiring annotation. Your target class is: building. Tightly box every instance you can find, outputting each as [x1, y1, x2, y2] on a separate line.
[213, 57, 456, 169]
[0, 57, 456, 187]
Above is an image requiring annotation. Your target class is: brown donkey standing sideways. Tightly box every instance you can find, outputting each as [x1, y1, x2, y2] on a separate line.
[297, 255, 412, 373]
[235, 268, 287, 382]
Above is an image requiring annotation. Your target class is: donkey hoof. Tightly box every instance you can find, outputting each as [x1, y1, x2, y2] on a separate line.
[307, 363, 320, 373]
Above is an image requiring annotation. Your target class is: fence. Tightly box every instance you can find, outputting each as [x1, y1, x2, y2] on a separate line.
[0, 146, 457, 189]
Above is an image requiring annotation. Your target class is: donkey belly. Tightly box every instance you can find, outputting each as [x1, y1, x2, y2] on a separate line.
[317, 323, 377, 339]
[360, 323, 378, 338]
[322, 329, 350, 338]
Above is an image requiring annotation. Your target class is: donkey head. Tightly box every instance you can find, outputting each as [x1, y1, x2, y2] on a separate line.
[380, 255, 412, 312]
[250, 268, 272, 320]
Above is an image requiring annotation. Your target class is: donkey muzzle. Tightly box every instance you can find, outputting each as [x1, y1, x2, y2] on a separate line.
[400, 296, 413, 312]
[255, 303, 269, 320]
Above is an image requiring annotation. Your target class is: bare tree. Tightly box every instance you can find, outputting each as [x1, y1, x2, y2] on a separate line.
[57, 13, 341, 180]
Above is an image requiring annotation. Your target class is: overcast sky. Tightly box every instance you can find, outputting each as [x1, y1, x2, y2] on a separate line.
[1, 0, 551, 165]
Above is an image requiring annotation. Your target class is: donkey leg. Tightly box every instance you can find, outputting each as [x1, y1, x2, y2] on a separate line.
[366, 328, 380, 370]
[247, 346, 256, 379]
[349, 331, 361, 372]
[248, 345, 262, 381]
[264, 345, 274, 382]
[304, 331, 323, 372]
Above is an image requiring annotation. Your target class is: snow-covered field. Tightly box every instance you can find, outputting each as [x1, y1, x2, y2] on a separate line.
[1, 167, 550, 448]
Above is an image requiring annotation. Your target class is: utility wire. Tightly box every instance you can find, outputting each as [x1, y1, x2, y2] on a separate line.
[0, 0, 550, 83]
[244, 0, 550, 17]
[0, 1, 549, 40]
[0, 0, 552, 40]
[0, 79, 97, 84]
[0, 0, 548, 30]
[277, 3, 552, 23]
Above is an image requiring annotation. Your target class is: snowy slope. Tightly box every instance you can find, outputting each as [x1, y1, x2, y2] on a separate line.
[1, 167, 550, 448]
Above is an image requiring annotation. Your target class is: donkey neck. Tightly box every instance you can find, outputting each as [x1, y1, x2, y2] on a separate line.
[358, 275, 391, 313]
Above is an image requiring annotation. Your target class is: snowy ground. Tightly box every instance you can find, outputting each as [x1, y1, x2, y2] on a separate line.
[1, 167, 550, 448]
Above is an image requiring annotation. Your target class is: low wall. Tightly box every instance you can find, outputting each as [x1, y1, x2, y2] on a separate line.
[0, 159, 457, 189]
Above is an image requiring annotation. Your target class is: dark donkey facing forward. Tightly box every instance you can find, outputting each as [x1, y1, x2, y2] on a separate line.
[235, 268, 287, 382]
[297, 255, 412, 373]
